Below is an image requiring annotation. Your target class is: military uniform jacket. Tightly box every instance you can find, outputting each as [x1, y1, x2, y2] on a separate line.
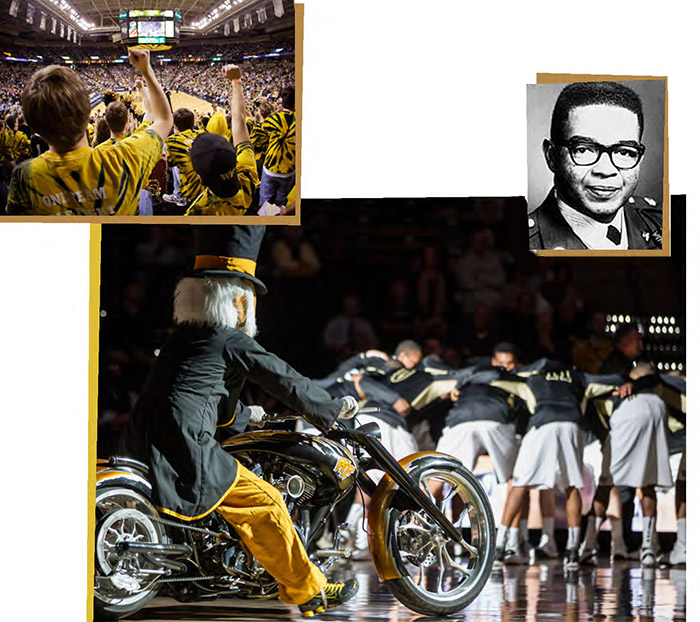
[529, 189, 663, 250]
[123, 323, 342, 521]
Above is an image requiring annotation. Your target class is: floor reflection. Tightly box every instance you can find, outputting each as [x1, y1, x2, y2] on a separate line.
[126, 559, 686, 621]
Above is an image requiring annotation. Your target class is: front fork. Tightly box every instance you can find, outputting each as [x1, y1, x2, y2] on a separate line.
[355, 434, 465, 543]
[360, 445, 469, 581]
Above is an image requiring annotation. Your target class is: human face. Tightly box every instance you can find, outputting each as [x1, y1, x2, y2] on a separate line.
[618, 330, 643, 360]
[545, 105, 643, 222]
[492, 351, 516, 371]
[397, 350, 422, 369]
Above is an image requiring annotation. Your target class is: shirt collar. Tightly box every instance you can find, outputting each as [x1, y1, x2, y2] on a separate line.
[555, 191, 628, 250]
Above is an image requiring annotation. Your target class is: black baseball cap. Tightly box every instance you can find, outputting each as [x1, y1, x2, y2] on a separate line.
[190, 133, 240, 199]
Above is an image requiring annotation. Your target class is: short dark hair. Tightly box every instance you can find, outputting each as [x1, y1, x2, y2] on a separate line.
[280, 86, 295, 111]
[173, 107, 195, 132]
[105, 101, 128, 134]
[395, 339, 421, 357]
[550, 81, 644, 143]
[493, 342, 518, 360]
[6, 114, 17, 130]
[22, 65, 90, 152]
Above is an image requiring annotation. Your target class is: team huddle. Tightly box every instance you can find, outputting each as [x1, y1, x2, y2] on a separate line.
[309, 337, 686, 571]
[0, 50, 295, 216]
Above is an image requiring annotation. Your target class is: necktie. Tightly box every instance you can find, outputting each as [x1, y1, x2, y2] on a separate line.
[607, 225, 622, 245]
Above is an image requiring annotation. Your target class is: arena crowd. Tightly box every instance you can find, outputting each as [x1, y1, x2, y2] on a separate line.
[0, 39, 295, 215]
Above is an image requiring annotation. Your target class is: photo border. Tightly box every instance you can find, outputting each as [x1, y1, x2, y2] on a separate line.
[532, 72, 669, 258]
[1, 6, 303, 224]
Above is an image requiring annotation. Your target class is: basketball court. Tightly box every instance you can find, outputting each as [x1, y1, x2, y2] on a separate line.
[91, 90, 215, 116]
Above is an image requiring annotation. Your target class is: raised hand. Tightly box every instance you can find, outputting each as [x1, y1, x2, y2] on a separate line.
[222, 64, 242, 81]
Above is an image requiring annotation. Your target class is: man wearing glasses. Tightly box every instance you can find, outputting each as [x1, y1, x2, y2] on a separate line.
[529, 82, 662, 250]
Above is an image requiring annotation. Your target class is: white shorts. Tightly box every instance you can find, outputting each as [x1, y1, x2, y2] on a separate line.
[355, 414, 418, 483]
[608, 394, 673, 489]
[512, 421, 585, 490]
[436, 420, 519, 483]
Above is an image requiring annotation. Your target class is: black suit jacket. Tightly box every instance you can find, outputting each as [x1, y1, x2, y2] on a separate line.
[529, 189, 663, 250]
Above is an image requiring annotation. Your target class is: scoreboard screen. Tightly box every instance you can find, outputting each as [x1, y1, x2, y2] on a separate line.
[119, 9, 181, 49]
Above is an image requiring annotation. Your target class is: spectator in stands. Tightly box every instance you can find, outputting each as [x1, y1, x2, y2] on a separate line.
[5, 49, 172, 215]
[259, 85, 295, 208]
[163, 107, 203, 208]
[185, 65, 260, 216]
[572, 312, 614, 373]
[323, 292, 379, 362]
[453, 226, 507, 312]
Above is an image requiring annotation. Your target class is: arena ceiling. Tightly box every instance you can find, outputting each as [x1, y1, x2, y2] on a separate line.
[0, 0, 294, 42]
[71, 0, 227, 30]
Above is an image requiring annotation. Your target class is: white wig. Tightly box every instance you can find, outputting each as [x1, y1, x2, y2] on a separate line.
[173, 276, 257, 337]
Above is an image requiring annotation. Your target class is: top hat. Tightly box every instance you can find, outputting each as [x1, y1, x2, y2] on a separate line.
[191, 225, 267, 295]
[190, 133, 240, 199]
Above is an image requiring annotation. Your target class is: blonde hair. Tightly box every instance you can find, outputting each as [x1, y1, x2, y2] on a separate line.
[173, 276, 257, 337]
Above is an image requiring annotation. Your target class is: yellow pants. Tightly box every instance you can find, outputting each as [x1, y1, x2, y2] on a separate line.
[215, 464, 327, 604]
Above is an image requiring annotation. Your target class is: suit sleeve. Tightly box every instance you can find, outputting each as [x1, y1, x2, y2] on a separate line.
[226, 333, 342, 430]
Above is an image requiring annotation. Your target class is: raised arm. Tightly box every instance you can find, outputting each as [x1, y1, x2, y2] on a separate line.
[136, 78, 153, 121]
[222, 64, 250, 146]
[128, 49, 172, 141]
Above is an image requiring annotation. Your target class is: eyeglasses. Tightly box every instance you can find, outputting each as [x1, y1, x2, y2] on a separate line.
[555, 139, 645, 170]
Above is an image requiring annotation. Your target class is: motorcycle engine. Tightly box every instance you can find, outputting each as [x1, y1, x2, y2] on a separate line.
[273, 468, 316, 508]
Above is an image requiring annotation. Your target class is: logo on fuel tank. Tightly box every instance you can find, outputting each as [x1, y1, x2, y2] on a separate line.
[333, 457, 356, 480]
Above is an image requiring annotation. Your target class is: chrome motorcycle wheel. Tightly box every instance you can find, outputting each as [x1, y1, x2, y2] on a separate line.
[384, 463, 495, 615]
[94, 487, 165, 620]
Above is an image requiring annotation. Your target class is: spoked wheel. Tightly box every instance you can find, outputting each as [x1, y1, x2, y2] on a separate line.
[94, 487, 166, 620]
[384, 463, 495, 615]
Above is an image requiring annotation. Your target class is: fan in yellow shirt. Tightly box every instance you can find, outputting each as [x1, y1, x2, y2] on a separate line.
[5, 49, 172, 216]
[185, 64, 259, 216]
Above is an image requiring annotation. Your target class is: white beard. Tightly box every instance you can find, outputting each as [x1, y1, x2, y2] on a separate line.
[173, 276, 257, 337]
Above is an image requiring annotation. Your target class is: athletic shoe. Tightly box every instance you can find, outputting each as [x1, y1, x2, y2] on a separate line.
[578, 547, 598, 566]
[669, 544, 686, 566]
[536, 538, 559, 559]
[503, 548, 529, 565]
[564, 548, 580, 571]
[299, 580, 359, 618]
[640, 548, 656, 568]
[162, 193, 188, 207]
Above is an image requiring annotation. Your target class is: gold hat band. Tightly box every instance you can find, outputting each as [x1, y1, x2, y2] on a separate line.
[194, 255, 257, 276]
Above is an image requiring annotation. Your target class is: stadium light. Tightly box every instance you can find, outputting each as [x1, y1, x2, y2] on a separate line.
[191, 0, 246, 30]
[47, 0, 95, 31]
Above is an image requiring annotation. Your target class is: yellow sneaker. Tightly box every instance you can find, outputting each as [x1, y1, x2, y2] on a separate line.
[298, 579, 359, 617]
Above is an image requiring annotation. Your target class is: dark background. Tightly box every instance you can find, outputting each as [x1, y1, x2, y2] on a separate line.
[98, 197, 686, 455]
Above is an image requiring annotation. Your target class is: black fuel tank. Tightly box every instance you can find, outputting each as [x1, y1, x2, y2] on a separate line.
[222, 431, 359, 496]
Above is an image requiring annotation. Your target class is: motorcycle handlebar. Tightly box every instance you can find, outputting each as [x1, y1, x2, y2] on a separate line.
[259, 406, 380, 425]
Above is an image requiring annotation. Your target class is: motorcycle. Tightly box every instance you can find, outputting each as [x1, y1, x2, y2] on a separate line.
[94, 408, 496, 619]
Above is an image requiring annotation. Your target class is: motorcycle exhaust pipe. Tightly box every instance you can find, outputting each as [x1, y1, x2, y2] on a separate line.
[143, 552, 188, 573]
[116, 542, 193, 557]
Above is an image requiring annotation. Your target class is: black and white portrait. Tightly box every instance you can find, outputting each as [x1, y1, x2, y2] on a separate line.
[527, 79, 666, 252]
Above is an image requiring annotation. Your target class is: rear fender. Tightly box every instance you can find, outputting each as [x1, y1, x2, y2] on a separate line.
[96, 466, 153, 501]
[367, 451, 464, 581]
